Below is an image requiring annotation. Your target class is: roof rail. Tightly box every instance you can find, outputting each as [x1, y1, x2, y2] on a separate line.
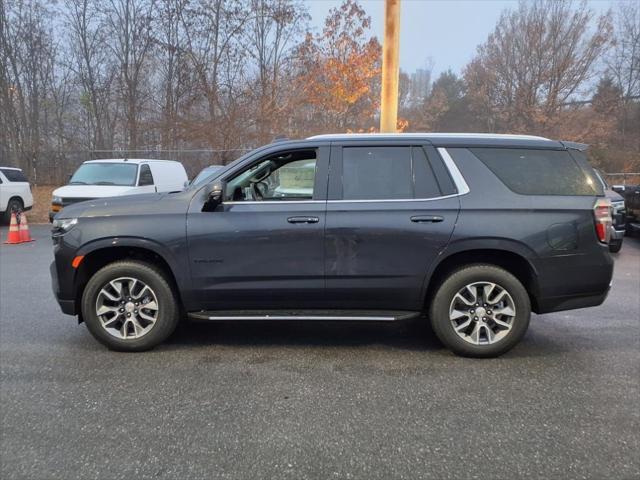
[307, 133, 551, 141]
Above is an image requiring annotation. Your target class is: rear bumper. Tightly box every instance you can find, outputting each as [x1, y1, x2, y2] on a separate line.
[532, 246, 613, 314]
[535, 288, 610, 314]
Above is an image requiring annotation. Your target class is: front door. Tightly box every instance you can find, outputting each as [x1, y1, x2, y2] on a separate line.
[325, 142, 460, 311]
[186, 145, 329, 310]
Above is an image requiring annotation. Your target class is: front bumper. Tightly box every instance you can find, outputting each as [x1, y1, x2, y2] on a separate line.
[50, 261, 77, 315]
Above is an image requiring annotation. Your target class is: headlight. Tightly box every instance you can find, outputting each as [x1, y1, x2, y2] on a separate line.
[52, 218, 78, 234]
[52, 195, 62, 204]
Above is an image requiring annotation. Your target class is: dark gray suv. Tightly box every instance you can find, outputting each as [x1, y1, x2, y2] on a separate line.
[50, 134, 614, 357]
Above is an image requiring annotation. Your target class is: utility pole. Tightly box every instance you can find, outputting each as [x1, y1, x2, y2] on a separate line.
[380, 0, 401, 133]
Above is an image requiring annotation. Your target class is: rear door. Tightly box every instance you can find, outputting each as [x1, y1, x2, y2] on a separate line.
[325, 141, 460, 311]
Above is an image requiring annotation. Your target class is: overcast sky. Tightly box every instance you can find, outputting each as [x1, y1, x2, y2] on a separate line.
[307, 0, 615, 78]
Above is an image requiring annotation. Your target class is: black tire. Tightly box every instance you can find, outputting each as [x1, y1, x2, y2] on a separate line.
[429, 264, 531, 358]
[81, 261, 180, 351]
[3, 197, 23, 224]
[609, 241, 622, 253]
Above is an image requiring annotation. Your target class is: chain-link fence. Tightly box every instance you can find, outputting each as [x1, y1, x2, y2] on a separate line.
[604, 173, 640, 187]
[3, 149, 253, 186]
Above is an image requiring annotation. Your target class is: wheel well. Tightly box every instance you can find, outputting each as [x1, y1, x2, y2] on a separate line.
[8, 196, 24, 207]
[425, 249, 539, 310]
[74, 246, 182, 319]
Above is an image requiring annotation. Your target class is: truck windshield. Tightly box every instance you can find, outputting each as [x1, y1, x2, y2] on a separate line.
[69, 163, 138, 186]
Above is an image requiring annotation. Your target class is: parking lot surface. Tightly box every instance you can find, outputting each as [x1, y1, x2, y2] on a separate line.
[1, 225, 639, 480]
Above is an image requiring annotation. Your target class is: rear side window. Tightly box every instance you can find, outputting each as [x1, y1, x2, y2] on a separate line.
[470, 148, 598, 195]
[1, 169, 28, 182]
[341, 146, 441, 200]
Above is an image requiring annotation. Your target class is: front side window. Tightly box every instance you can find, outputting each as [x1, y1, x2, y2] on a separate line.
[138, 164, 154, 186]
[69, 163, 138, 186]
[341, 146, 441, 200]
[225, 150, 317, 201]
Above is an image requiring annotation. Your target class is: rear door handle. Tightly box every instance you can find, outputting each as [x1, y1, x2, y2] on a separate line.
[410, 215, 444, 223]
[287, 216, 319, 224]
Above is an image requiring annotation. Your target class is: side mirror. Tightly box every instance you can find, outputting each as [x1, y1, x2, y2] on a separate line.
[203, 181, 225, 212]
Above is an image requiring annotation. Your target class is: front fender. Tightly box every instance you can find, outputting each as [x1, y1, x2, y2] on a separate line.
[75, 236, 188, 289]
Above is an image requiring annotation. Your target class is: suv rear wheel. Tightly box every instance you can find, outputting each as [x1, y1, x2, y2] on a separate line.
[81, 261, 180, 351]
[429, 264, 531, 357]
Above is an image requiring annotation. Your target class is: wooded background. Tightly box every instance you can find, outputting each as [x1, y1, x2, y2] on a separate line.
[1, 0, 638, 184]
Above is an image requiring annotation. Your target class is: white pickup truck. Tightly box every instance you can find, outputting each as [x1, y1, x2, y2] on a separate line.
[0, 167, 34, 224]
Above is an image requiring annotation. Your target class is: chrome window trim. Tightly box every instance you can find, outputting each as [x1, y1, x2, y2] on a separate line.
[326, 194, 461, 204]
[223, 196, 463, 205]
[222, 200, 325, 205]
[437, 147, 470, 195]
[221, 147, 470, 205]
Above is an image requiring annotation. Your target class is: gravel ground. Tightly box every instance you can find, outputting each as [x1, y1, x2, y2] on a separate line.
[1, 225, 639, 480]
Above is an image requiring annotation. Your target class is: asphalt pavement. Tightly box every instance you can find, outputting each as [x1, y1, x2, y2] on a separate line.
[1, 225, 639, 480]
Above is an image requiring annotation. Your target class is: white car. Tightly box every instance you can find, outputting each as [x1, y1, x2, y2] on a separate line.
[50, 159, 188, 221]
[0, 167, 34, 224]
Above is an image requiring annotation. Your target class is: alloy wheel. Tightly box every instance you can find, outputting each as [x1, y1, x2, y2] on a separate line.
[448, 281, 516, 345]
[95, 277, 159, 340]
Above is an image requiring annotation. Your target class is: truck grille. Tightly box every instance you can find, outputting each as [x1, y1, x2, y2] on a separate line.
[60, 197, 96, 206]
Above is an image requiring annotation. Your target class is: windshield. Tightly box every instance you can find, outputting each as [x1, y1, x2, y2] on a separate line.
[192, 166, 223, 186]
[69, 163, 138, 186]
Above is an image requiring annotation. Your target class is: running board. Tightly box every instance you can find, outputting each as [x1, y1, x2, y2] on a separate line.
[187, 310, 421, 322]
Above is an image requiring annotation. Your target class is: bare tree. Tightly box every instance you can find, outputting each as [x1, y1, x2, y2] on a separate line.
[464, 0, 612, 134]
[65, 0, 118, 150]
[154, 0, 192, 149]
[245, 0, 308, 142]
[0, 0, 60, 174]
[607, 1, 640, 147]
[102, 0, 156, 150]
[179, 0, 251, 148]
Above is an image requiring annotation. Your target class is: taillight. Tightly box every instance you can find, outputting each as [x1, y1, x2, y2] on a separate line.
[593, 198, 612, 244]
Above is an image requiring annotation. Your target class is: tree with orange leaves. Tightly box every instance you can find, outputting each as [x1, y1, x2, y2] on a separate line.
[294, 0, 381, 133]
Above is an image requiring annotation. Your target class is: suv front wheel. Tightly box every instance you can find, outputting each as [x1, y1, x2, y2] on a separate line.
[429, 264, 531, 357]
[81, 261, 180, 351]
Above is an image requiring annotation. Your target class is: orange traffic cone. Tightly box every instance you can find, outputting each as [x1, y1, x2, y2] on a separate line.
[18, 212, 34, 243]
[4, 212, 22, 244]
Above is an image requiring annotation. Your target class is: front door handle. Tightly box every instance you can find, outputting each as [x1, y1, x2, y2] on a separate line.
[287, 216, 319, 224]
[410, 215, 444, 223]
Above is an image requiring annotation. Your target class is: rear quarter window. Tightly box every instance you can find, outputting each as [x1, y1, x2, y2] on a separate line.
[469, 148, 599, 196]
[0, 169, 28, 182]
